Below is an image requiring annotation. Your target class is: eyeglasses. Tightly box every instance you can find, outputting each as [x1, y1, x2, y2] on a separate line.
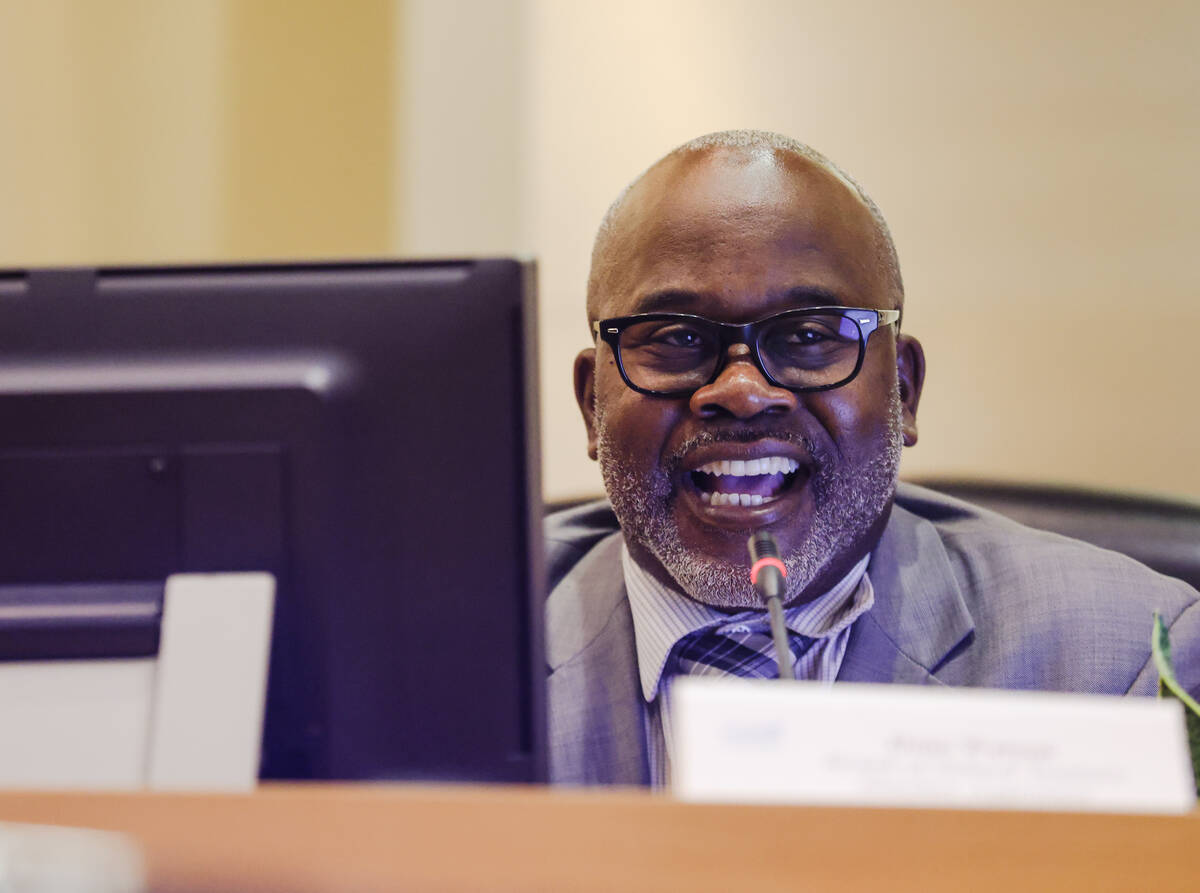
[592, 306, 900, 397]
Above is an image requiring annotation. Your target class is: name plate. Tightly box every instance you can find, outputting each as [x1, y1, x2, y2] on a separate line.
[670, 678, 1197, 813]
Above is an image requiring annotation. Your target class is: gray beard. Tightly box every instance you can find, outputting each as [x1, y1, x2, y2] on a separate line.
[596, 389, 903, 609]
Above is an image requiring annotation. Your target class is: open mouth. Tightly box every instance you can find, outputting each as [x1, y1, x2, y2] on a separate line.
[689, 456, 805, 507]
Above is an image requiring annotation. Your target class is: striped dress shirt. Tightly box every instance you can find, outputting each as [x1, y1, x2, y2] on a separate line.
[621, 545, 874, 787]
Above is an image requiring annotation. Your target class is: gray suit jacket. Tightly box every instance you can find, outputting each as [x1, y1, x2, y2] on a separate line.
[545, 483, 1200, 785]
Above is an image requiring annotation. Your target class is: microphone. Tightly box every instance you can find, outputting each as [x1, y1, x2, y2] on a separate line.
[747, 531, 795, 681]
[748, 531, 787, 601]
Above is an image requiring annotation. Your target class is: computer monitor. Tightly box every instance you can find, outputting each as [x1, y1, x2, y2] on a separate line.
[0, 259, 545, 783]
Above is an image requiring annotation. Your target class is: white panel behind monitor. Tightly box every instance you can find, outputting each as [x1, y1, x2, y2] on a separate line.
[0, 660, 154, 789]
[148, 573, 274, 790]
[0, 573, 274, 791]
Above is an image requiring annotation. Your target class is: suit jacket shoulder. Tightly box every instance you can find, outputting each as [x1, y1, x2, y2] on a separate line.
[872, 483, 1200, 697]
[544, 501, 647, 784]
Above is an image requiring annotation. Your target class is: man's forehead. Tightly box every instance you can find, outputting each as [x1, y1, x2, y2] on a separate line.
[590, 147, 886, 319]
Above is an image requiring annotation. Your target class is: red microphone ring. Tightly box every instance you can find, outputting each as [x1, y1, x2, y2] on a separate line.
[750, 556, 787, 585]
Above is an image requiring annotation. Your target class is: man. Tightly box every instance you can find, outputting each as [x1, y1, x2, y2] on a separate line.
[546, 130, 1200, 786]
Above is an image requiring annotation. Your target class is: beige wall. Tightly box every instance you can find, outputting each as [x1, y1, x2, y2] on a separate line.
[225, 0, 393, 260]
[0, 1, 227, 264]
[395, 0, 526, 255]
[2, 1, 1197, 502]
[0, 0, 393, 266]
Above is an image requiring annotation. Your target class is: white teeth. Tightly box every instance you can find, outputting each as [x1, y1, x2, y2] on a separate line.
[704, 492, 772, 507]
[694, 456, 799, 477]
[693, 456, 802, 508]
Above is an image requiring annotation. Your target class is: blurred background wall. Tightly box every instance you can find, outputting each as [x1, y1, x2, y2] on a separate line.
[1, 0, 1196, 502]
[0, 0, 392, 263]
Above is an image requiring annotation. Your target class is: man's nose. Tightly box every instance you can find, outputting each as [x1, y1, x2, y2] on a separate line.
[688, 344, 798, 420]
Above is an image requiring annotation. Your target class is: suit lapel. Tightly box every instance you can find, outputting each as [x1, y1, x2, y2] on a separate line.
[546, 533, 649, 785]
[839, 502, 975, 686]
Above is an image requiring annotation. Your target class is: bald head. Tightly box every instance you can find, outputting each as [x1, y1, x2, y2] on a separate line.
[586, 130, 903, 323]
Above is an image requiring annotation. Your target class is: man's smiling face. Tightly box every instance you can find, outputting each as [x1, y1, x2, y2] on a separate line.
[575, 145, 924, 609]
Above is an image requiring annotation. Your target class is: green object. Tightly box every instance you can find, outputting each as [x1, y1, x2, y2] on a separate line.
[1152, 612, 1200, 794]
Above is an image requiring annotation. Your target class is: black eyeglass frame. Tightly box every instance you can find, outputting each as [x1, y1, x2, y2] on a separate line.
[592, 306, 902, 397]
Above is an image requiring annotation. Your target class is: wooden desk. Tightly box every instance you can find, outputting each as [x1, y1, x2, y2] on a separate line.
[1, 784, 1198, 891]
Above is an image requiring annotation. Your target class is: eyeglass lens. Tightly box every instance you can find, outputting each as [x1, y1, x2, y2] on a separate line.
[616, 312, 864, 393]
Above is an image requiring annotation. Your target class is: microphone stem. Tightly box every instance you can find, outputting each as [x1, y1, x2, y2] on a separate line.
[765, 595, 794, 680]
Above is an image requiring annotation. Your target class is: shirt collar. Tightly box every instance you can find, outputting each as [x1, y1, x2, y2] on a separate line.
[623, 544, 873, 702]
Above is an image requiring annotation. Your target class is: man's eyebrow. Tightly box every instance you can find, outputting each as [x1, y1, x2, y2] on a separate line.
[781, 285, 845, 305]
[629, 285, 846, 315]
[629, 290, 703, 314]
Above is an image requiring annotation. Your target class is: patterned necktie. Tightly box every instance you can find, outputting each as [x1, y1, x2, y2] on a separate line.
[666, 622, 816, 681]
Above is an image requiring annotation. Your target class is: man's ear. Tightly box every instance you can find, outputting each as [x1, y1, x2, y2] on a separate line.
[896, 334, 925, 447]
[574, 347, 600, 461]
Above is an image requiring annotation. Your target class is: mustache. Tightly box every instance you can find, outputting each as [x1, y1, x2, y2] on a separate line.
[666, 428, 823, 474]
